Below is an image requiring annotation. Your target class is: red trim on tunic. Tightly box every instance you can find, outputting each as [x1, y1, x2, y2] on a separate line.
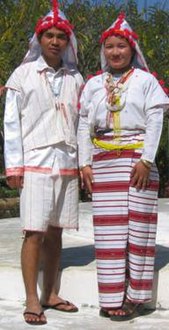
[24, 166, 52, 174]
[60, 169, 78, 176]
[6, 166, 78, 177]
[24, 166, 78, 176]
[6, 167, 24, 176]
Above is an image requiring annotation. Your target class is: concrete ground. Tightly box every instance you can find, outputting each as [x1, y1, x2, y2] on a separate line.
[0, 199, 169, 329]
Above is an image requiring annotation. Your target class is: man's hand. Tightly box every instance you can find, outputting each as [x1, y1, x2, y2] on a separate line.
[0, 86, 6, 97]
[6, 176, 24, 189]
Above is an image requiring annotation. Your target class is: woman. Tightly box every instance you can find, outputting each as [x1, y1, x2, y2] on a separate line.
[78, 13, 169, 321]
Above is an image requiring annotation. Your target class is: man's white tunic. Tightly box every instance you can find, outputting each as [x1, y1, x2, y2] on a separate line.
[4, 56, 83, 230]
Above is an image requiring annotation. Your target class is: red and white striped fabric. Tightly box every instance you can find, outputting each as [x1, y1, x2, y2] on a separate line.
[92, 148, 159, 308]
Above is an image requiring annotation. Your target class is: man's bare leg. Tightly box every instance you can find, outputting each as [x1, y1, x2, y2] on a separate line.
[21, 231, 47, 323]
[41, 226, 78, 312]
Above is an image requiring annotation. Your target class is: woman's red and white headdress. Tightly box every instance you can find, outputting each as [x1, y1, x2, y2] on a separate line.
[100, 12, 149, 72]
[23, 0, 78, 65]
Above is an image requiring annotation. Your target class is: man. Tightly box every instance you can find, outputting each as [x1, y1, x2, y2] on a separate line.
[4, 2, 83, 325]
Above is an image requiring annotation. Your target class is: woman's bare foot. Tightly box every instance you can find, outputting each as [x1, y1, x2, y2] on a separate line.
[100, 307, 124, 318]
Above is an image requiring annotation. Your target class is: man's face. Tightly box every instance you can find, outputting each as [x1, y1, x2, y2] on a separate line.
[39, 26, 69, 65]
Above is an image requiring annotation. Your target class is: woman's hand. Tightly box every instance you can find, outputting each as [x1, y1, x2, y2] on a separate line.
[80, 165, 93, 194]
[130, 161, 151, 191]
[6, 176, 24, 189]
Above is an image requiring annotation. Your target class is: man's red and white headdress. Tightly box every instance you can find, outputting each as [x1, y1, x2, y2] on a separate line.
[23, 0, 78, 65]
[35, 0, 73, 37]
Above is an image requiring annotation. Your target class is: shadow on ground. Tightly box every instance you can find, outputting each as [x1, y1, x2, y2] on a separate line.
[61, 244, 95, 269]
[155, 244, 169, 270]
[60, 243, 169, 271]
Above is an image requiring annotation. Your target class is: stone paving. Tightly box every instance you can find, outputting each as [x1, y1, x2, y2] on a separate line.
[0, 200, 169, 329]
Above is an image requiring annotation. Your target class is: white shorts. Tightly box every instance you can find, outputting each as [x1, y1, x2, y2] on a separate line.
[20, 171, 79, 232]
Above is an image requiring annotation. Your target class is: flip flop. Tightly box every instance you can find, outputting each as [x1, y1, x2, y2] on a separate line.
[23, 311, 47, 325]
[42, 300, 78, 313]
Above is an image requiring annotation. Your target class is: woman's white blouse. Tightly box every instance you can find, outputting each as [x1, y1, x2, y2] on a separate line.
[78, 68, 169, 166]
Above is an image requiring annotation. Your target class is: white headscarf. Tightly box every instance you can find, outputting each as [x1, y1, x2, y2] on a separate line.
[100, 13, 149, 72]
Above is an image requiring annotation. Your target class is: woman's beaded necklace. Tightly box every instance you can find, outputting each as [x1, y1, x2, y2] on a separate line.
[105, 67, 134, 112]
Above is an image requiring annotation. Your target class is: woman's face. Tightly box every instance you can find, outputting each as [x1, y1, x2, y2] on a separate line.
[104, 35, 134, 72]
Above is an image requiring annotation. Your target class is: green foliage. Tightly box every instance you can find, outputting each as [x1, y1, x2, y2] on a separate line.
[0, 0, 50, 84]
[157, 115, 169, 197]
[0, 0, 169, 196]
[0, 185, 19, 198]
[64, 0, 120, 76]
[0, 175, 19, 197]
[0, 0, 168, 85]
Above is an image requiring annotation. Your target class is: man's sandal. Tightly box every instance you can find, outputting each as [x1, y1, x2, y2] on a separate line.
[42, 300, 78, 313]
[23, 311, 47, 325]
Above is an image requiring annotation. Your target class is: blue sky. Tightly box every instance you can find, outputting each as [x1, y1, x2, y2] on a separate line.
[92, 0, 169, 11]
[120, 0, 169, 10]
[67, 1, 169, 12]
[136, 0, 168, 10]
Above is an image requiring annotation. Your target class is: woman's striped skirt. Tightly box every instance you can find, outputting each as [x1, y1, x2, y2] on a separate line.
[92, 149, 159, 308]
